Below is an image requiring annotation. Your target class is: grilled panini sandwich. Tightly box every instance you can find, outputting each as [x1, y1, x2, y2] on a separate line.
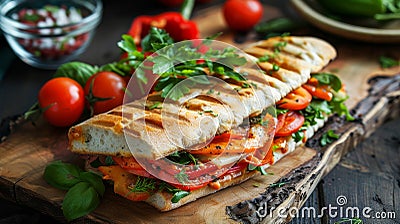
[68, 36, 343, 211]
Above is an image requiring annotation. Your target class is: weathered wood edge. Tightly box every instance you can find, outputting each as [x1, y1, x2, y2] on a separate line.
[225, 74, 400, 223]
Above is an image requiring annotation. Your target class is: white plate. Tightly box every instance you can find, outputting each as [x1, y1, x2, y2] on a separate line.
[290, 0, 400, 43]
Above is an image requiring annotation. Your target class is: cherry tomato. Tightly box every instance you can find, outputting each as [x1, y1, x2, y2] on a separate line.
[275, 111, 305, 137]
[223, 0, 263, 31]
[303, 84, 333, 101]
[276, 87, 312, 110]
[84, 71, 127, 115]
[38, 77, 84, 127]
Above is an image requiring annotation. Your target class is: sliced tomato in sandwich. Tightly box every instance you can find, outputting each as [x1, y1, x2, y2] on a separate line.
[276, 86, 312, 110]
[113, 156, 154, 178]
[275, 111, 304, 137]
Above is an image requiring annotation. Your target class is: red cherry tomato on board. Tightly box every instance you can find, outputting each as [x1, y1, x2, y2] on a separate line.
[223, 0, 263, 31]
[38, 77, 85, 127]
[84, 71, 127, 115]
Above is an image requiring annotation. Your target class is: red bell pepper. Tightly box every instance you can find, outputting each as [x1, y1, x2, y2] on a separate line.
[128, 12, 199, 45]
[127, 0, 199, 46]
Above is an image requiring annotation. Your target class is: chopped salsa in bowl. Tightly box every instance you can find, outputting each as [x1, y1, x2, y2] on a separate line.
[0, 0, 102, 69]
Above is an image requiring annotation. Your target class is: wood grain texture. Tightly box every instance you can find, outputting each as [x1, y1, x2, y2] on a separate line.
[321, 118, 400, 224]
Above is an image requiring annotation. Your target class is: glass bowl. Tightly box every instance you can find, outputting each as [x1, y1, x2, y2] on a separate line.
[0, 0, 102, 69]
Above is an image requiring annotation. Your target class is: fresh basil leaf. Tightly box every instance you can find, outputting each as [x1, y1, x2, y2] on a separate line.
[312, 73, 342, 91]
[171, 191, 190, 203]
[53, 62, 98, 87]
[62, 182, 100, 221]
[43, 161, 82, 190]
[79, 172, 105, 196]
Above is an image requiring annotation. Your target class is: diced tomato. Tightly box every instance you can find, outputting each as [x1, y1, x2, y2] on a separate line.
[277, 87, 312, 110]
[303, 84, 333, 101]
[112, 156, 153, 178]
[275, 111, 305, 137]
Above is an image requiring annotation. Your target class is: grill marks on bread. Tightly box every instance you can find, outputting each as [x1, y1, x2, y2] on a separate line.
[68, 36, 337, 159]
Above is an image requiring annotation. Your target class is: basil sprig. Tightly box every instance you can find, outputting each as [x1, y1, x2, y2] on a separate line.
[43, 161, 105, 221]
[53, 62, 99, 87]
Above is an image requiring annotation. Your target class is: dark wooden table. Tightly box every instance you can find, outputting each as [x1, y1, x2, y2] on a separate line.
[0, 0, 399, 223]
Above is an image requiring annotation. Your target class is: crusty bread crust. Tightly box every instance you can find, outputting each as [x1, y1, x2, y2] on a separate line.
[68, 36, 336, 160]
[146, 169, 260, 211]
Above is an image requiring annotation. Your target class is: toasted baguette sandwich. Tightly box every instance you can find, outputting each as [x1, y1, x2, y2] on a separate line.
[68, 36, 346, 211]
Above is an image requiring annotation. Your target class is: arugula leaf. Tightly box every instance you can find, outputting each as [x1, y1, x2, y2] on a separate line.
[312, 73, 342, 91]
[62, 182, 100, 221]
[320, 130, 340, 146]
[43, 161, 82, 190]
[329, 95, 355, 121]
[301, 100, 330, 126]
[141, 27, 174, 52]
[379, 56, 400, 68]
[53, 62, 98, 87]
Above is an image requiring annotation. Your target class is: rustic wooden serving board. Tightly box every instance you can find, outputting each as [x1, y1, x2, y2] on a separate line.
[1, 4, 400, 224]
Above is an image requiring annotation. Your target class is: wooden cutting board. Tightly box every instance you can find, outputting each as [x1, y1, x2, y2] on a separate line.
[1, 4, 400, 224]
